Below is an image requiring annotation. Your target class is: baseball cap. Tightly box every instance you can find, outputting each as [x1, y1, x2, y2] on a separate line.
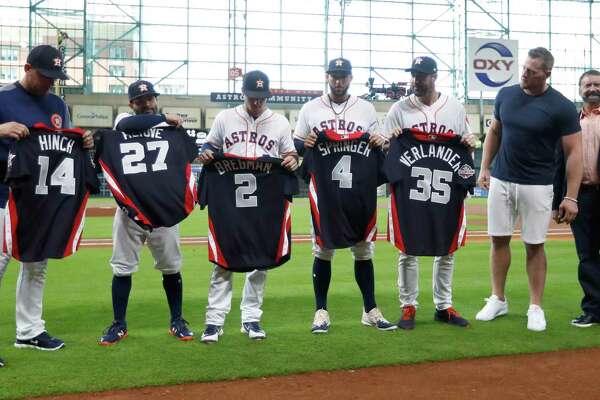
[326, 57, 352, 75]
[405, 56, 438, 75]
[242, 70, 271, 98]
[26, 45, 70, 80]
[128, 80, 160, 101]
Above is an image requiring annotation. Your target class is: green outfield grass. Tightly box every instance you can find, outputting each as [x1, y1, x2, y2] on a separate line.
[83, 197, 489, 238]
[0, 237, 597, 399]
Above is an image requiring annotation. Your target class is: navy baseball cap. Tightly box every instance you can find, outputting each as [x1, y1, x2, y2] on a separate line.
[128, 80, 160, 101]
[405, 56, 438, 75]
[242, 70, 271, 98]
[26, 45, 70, 80]
[326, 57, 352, 75]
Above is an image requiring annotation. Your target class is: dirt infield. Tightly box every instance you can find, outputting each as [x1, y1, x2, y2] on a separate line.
[36, 348, 600, 400]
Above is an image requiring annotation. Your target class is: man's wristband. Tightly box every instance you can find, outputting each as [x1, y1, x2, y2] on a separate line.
[564, 196, 578, 204]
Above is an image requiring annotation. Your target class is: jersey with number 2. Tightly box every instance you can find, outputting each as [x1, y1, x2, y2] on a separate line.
[4, 124, 99, 262]
[386, 128, 476, 256]
[94, 125, 198, 230]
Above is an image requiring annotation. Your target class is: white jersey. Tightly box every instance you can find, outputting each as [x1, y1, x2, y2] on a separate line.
[207, 104, 295, 158]
[294, 94, 379, 140]
[382, 93, 471, 138]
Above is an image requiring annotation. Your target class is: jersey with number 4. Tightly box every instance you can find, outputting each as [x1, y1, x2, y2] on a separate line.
[386, 128, 476, 256]
[94, 125, 198, 230]
[198, 154, 298, 272]
[4, 124, 99, 262]
[302, 131, 385, 249]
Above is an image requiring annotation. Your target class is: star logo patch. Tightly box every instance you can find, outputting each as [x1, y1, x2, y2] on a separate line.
[415, 58, 422, 65]
[336, 59, 344, 66]
[256, 79, 264, 88]
[138, 84, 148, 92]
[53, 58, 62, 67]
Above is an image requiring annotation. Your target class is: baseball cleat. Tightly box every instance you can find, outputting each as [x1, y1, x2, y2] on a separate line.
[475, 295, 508, 321]
[435, 307, 470, 327]
[241, 322, 266, 340]
[15, 331, 65, 351]
[311, 309, 330, 334]
[170, 318, 194, 341]
[98, 321, 128, 346]
[200, 325, 223, 343]
[571, 313, 600, 328]
[361, 307, 397, 330]
[397, 305, 416, 330]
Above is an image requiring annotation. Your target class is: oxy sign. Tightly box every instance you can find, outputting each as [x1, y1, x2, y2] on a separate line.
[468, 37, 518, 92]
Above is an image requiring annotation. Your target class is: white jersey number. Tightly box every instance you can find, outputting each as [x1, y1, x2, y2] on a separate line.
[234, 173, 258, 208]
[409, 166, 452, 205]
[120, 140, 169, 174]
[35, 156, 76, 195]
[332, 155, 353, 189]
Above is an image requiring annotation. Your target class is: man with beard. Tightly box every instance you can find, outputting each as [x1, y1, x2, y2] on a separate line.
[476, 47, 582, 331]
[382, 56, 476, 330]
[294, 57, 396, 334]
[554, 69, 600, 328]
[98, 80, 195, 345]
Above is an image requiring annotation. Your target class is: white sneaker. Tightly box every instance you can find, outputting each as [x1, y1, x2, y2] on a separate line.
[361, 308, 397, 330]
[200, 325, 223, 343]
[527, 305, 546, 332]
[475, 295, 509, 321]
[240, 322, 266, 340]
[311, 309, 330, 334]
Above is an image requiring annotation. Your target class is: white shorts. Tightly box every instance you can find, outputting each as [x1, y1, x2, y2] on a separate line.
[487, 177, 553, 244]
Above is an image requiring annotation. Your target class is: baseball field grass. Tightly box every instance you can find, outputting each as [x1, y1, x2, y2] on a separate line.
[0, 198, 596, 399]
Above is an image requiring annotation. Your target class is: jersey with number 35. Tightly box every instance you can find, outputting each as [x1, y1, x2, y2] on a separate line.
[385, 128, 476, 256]
[4, 124, 99, 262]
[301, 131, 386, 249]
[94, 125, 198, 230]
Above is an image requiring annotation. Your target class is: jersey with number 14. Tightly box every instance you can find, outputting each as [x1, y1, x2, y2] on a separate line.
[94, 125, 198, 230]
[386, 129, 476, 256]
[4, 124, 99, 262]
[302, 131, 385, 249]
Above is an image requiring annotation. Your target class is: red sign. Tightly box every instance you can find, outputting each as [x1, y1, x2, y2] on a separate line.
[228, 67, 243, 80]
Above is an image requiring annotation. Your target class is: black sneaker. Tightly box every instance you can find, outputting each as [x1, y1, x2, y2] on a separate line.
[99, 321, 128, 346]
[571, 313, 600, 328]
[397, 305, 416, 330]
[0, 356, 4, 367]
[170, 318, 194, 341]
[434, 307, 470, 327]
[14, 331, 65, 351]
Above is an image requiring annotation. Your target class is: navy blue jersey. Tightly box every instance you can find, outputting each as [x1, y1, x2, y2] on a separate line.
[198, 154, 298, 272]
[492, 84, 580, 185]
[0, 82, 71, 205]
[301, 131, 385, 249]
[385, 128, 476, 256]
[94, 125, 198, 230]
[4, 124, 99, 262]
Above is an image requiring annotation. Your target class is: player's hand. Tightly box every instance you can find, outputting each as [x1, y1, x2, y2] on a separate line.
[0, 122, 29, 140]
[551, 210, 561, 224]
[198, 149, 214, 164]
[557, 198, 578, 224]
[82, 130, 94, 149]
[304, 132, 318, 148]
[477, 168, 491, 189]
[165, 113, 183, 127]
[368, 134, 387, 148]
[391, 128, 403, 137]
[282, 154, 298, 171]
[460, 133, 477, 148]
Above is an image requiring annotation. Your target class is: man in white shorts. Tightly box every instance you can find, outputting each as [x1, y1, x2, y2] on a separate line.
[198, 70, 298, 343]
[382, 56, 476, 330]
[476, 47, 583, 331]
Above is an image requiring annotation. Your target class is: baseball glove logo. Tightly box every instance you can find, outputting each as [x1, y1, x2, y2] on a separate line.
[457, 164, 475, 179]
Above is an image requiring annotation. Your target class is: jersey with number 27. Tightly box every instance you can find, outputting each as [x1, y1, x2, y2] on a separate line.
[4, 124, 99, 262]
[386, 129, 476, 256]
[94, 125, 198, 230]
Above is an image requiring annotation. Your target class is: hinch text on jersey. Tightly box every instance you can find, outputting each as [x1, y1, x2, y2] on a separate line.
[317, 140, 371, 157]
[214, 159, 272, 175]
[399, 144, 462, 172]
[38, 134, 75, 154]
[121, 128, 163, 140]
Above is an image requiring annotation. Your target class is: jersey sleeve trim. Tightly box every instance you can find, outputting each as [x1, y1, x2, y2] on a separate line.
[4, 191, 20, 260]
[63, 191, 89, 257]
